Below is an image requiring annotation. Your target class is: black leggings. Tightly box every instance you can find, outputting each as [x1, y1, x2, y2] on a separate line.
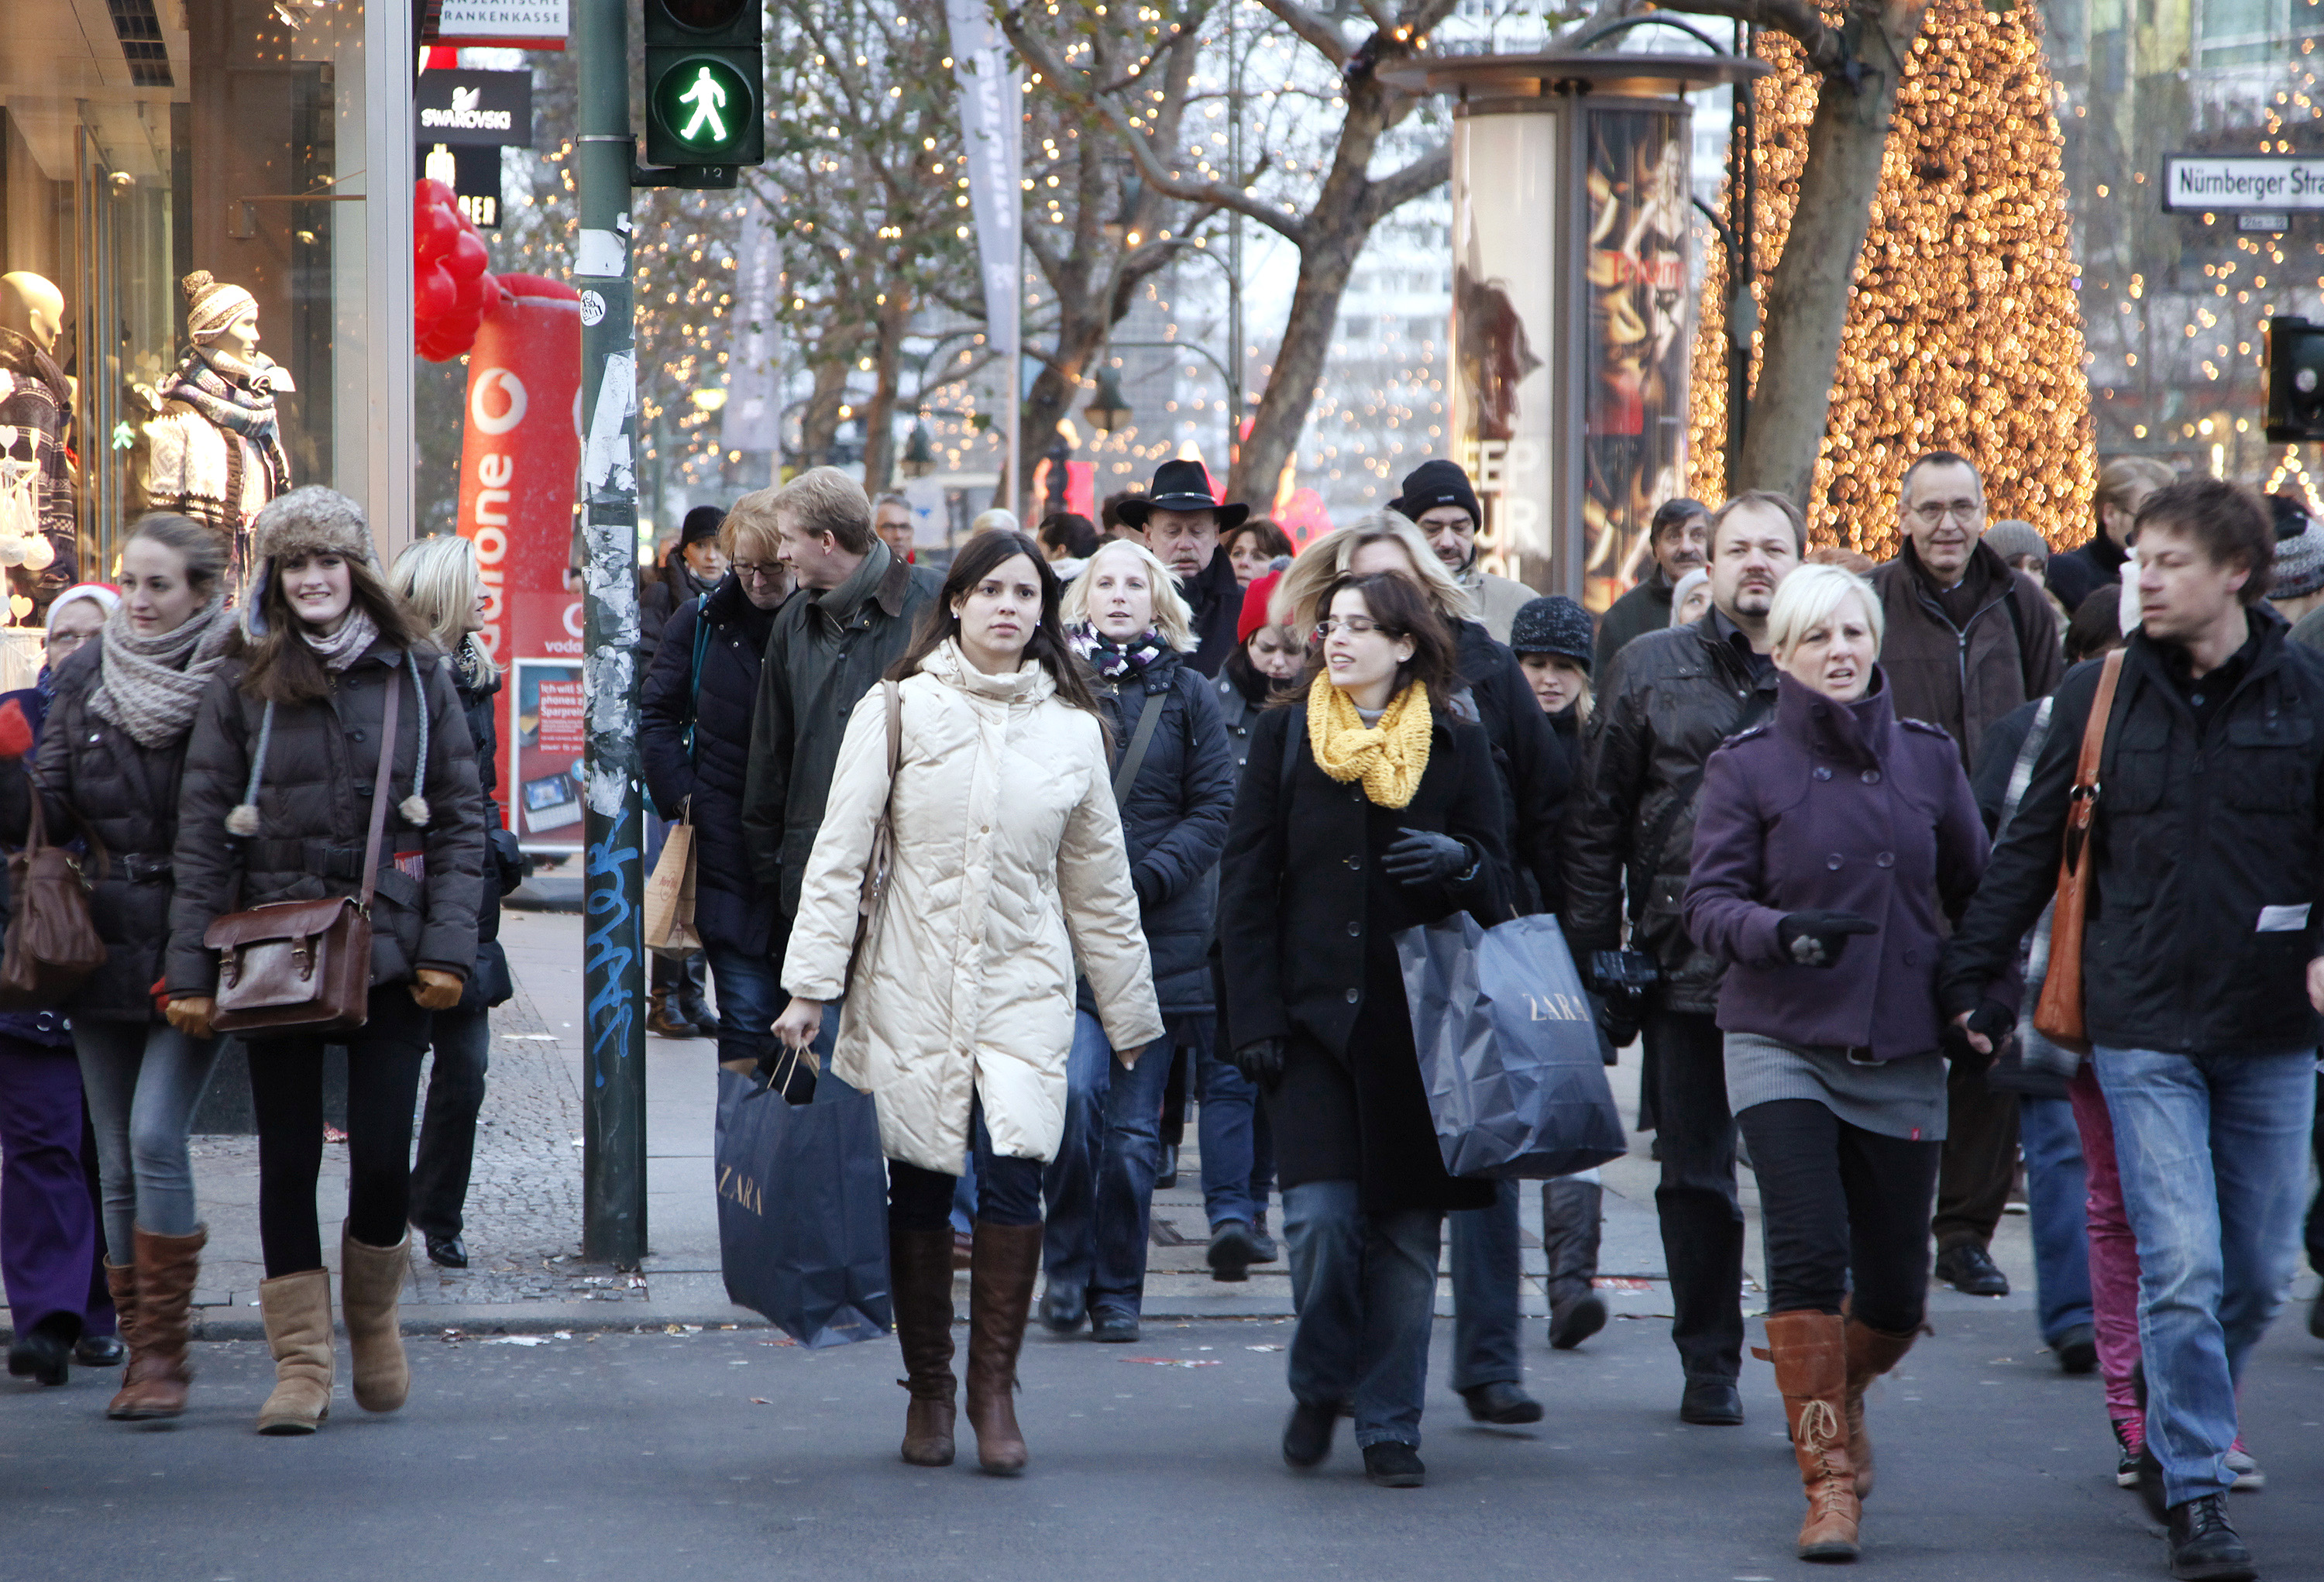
[1734, 1099, 1941, 1334]
[247, 987, 432, 1277]
[887, 1098, 1043, 1233]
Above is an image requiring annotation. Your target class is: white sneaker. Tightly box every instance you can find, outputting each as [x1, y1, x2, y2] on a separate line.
[2226, 1441, 2264, 1491]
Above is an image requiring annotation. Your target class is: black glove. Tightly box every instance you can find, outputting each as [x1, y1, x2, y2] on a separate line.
[1227, 1037, 1287, 1087]
[1593, 992, 1640, 1053]
[1381, 827, 1473, 886]
[1941, 998, 2016, 1071]
[1775, 910, 1879, 969]
[1131, 866, 1163, 910]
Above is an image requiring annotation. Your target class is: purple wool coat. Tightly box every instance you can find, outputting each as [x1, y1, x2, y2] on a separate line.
[1682, 670, 1999, 1061]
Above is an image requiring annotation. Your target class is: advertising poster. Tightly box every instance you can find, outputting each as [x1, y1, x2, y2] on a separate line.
[1583, 109, 1693, 612]
[512, 659, 586, 850]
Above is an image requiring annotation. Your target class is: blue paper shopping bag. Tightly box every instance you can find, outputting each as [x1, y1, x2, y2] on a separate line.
[713, 1068, 892, 1346]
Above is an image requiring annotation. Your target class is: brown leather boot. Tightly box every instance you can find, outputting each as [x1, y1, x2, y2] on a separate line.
[339, 1226, 411, 1413]
[964, 1222, 1041, 1476]
[889, 1229, 959, 1467]
[1758, 1310, 1860, 1562]
[101, 1260, 141, 1422]
[256, 1268, 333, 1434]
[112, 1226, 205, 1420]
[1842, 1316, 1918, 1500]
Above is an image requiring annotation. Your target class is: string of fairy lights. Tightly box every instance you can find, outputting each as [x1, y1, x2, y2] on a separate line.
[1686, 0, 2097, 559]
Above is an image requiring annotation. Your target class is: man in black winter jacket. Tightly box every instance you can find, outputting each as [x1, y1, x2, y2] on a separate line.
[1943, 480, 2324, 1582]
[1119, 459, 1245, 678]
[1563, 489, 1802, 1427]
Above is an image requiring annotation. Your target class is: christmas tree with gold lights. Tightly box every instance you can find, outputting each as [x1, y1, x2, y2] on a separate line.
[1689, 0, 2096, 559]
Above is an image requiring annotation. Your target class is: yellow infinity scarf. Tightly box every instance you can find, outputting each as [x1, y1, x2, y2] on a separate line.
[1306, 672, 1433, 810]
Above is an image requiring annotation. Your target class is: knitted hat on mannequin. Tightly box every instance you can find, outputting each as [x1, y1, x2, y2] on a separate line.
[182, 270, 259, 342]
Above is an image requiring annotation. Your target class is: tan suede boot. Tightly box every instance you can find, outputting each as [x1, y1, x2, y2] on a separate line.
[964, 1223, 1041, 1476]
[101, 1260, 141, 1422]
[1759, 1310, 1860, 1563]
[339, 1226, 411, 1413]
[889, 1229, 959, 1467]
[256, 1268, 333, 1434]
[112, 1226, 205, 1420]
[1842, 1316, 1919, 1500]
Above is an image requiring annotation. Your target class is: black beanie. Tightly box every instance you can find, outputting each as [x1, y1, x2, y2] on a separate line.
[679, 505, 726, 547]
[1389, 459, 1480, 530]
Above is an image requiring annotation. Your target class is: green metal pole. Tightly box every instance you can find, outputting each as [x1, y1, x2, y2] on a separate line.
[573, 0, 648, 1267]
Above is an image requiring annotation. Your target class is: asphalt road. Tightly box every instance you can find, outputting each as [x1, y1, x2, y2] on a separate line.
[4, 1307, 2320, 1582]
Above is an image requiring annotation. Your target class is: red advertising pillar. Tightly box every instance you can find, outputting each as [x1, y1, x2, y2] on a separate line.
[458, 273, 586, 852]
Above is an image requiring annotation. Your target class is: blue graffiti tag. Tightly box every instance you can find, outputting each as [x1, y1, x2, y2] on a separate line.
[583, 821, 641, 1089]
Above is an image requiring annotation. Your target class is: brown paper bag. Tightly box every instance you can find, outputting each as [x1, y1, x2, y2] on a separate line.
[645, 815, 700, 959]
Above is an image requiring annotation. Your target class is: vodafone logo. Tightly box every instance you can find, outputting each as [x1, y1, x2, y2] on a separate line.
[469, 368, 529, 435]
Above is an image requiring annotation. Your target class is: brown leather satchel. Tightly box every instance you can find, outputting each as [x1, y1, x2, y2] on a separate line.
[0, 790, 108, 1010]
[2030, 648, 2126, 1056]
[206, 669, 401, 1035]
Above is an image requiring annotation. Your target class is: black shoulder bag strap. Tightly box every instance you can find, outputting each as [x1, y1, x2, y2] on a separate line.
[1112, 690, 1167, 805]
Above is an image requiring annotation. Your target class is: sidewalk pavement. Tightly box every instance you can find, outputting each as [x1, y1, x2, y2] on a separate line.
[115, 910, 2126, 1344]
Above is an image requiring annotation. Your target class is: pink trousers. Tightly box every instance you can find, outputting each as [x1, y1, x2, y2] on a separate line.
[2068, 1060, 2143, 1425]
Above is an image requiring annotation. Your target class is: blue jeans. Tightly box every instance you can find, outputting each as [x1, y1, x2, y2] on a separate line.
[72, 1020, 223, 1260]
[705, 941, 786, 1073]
[2094, 1045, 2318, 1506]
[1043, 1009, 1175, 1319]
[1283, 1179, 1444, 1450]
[1448, 1178, 1522, 1391]
[2017, 1093, 2094, 1348]
[1198, 1035, 1276, 1230]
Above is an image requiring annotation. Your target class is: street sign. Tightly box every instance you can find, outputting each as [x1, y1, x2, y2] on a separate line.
[428, 0, 569, 49]
[2161, 154, 2324, 214]
[643, 0, 763, 167]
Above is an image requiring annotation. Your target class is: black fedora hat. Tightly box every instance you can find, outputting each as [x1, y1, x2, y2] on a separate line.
[1116, 459, 1249, 532]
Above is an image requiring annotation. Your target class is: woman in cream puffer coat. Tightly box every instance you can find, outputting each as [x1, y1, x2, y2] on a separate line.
[775, 529, 1160, 1481]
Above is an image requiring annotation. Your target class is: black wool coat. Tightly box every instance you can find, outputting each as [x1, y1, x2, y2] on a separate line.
[642, 572, 784, 958]
[1218, 700, 1511, 1213]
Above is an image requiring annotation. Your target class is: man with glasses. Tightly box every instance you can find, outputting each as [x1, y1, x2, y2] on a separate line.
[1869, 452, 2063, 1302]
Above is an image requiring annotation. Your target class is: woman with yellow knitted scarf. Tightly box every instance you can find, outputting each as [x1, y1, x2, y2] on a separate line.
[1215, 571, 1514, 1490]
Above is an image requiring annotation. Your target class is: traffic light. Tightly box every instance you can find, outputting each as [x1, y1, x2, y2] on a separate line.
[644, 0, 763, 172]
[2267, 316, 2324, 442]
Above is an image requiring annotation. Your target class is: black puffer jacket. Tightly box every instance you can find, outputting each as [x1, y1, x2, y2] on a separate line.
[0, 643, 198, 1020]
[1212, 650, 1278, 776]
[642, 572, 783, 958]
[1944, 611, 2324, 1055]
[1084, 646, 1236, 1014]
[1455, 619, 1572, 914]
[1563, 614, 1780, 1015]
[167, 636, 486, 999]
[454, 648, 516, 1011]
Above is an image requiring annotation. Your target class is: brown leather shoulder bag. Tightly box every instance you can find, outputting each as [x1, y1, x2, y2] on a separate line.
[206, 671, 401, 1035]
[0, 787, 109, 1010]
[2030, 648, 2126, 1055]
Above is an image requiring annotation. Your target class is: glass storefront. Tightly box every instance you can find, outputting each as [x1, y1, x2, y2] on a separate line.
[1, 0, 407, 639]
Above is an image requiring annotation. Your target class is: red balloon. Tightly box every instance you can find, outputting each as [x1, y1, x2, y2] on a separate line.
[415, 177, 458, 215]
[446, 229, 490, 281]
[416, 203, 462, 263]
[452, 267, 493, 315]
[415, 263, 457, 322]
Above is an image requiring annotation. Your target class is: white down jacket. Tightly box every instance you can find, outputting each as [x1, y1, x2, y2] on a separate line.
[782, 639, 1164, 1174]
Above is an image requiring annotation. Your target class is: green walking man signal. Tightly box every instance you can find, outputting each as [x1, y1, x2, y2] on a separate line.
[642, 0, 764, 171]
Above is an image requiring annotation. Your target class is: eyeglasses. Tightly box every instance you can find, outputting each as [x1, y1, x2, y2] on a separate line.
[46, 630, 93, 659]
[1313, 616, 1389, 641]
[1907, 500, 1983, 527]
[731, 562, 782, 583]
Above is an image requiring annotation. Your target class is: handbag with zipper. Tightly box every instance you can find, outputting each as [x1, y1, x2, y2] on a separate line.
[205, 665, 404, 1035]
[0, 784, 108, 1009]
[2030, 648, 2126, 1056]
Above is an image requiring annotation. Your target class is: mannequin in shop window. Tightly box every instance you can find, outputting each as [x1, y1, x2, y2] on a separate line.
[0, 272, 79, 624]
[137, 270, 292, 592]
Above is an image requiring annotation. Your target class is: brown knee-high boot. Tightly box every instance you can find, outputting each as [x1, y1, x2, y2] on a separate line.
[889, 1229, 959, 1467]
[964, 1222, 1041, 1477]
[101, 1261, 140, 1421]
[1842, 1316, 1918, 1500]
[112, 1226, 205, 1420]
[1758, 1310, 1860, 1563]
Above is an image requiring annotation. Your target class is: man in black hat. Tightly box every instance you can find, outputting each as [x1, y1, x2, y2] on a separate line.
[1390, 459, 1533, 643]
[1119, 459, 1247, 678]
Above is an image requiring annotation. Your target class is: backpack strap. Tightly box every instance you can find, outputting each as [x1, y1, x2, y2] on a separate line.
[1112, 689, 1168, 806]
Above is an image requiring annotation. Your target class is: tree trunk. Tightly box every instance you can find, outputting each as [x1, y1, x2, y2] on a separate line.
[859, 293, 912, 494]
[798, 358, 851, 468]
[1231, 232, 1360, 512]
[1734, 1, 1927, 507]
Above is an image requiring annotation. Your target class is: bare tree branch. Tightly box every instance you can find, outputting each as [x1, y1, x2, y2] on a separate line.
[1253, 0, 1353, 67]
[1362, 140, 1450, 223]
[1652, 0, 1847, 74]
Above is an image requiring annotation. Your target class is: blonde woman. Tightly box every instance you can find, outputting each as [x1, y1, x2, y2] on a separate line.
[389, 533, 521, 1271]
[1042, 538, 1237, 1333]
[771, 530, 1160, 1477]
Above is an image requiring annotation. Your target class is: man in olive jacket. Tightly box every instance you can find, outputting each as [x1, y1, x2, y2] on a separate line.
[1941, 480, 2324, 1581]
[1562, 489, 1801, 1427]
[739, 467, 940, 923]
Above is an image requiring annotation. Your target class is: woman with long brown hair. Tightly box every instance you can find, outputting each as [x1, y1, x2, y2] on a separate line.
[772, 529, 1160, 1478]
[167, 487, 486, 1435]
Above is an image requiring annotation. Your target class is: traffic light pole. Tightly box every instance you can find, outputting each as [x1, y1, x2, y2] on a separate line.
[573, 0, 648, 1267]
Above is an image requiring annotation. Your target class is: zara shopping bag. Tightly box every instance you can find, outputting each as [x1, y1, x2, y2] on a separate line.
[713, 1068, 892, 1346]
[1395, 912, 1628, 1180]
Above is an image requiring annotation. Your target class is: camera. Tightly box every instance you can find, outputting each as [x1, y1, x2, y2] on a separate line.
[1587, 949, 1660, 1011]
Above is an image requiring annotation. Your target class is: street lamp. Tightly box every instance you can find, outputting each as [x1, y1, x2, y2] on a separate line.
[1085, 368, 1133, 433]
[900, 419, 937, 479]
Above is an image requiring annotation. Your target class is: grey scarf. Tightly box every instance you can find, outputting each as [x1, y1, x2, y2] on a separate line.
[301, 605, 378, 671]
[87, 595, 236, 748]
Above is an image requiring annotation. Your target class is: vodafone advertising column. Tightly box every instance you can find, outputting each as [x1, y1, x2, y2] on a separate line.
[459, 273, 586, 853]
